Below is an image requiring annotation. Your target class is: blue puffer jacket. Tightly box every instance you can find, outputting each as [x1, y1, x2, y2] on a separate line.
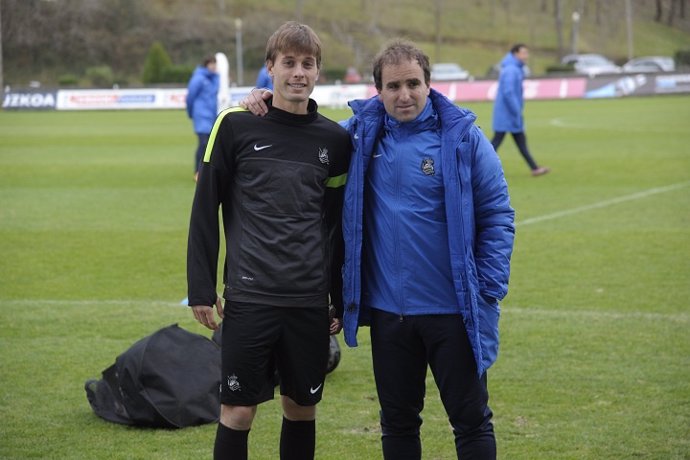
[492, 52, 525, 133]
[342, 89, 515, 376]
[186, 66, 219, 134]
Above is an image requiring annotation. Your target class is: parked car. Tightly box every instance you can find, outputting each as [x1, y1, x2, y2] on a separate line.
[560, 53, 621, 77]
[622, 56, 675, 73]
[431, 63, 470, 81]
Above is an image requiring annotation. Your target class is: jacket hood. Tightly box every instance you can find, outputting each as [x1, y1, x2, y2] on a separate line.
[349, 88, 476, 134]
[500, 52, 524, 69]
[428, 88, 477, 136]
[348, 93, 386, 120]
[192, 65, 218, 80]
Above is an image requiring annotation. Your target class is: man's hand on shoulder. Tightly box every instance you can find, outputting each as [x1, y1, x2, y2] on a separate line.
[239, 88, 272, 116]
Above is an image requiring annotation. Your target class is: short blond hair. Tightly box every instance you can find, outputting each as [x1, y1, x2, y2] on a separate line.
[265, 21, 322, 69]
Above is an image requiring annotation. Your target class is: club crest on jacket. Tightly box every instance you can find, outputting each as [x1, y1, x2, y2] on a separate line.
[421, 157, 435, 175]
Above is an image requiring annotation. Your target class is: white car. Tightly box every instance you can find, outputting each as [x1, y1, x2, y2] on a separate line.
[431, 63, 470, 81]
[622, 56, 676, 73]
[561, 53, 621, 77]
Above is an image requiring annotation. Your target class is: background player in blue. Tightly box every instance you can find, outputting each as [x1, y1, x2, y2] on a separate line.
[185, 55, 219, 182]
[491, 43, 550, 176]
[255, 63, 273, 90]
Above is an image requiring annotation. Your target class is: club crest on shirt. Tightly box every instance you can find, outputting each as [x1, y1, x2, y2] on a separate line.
[319, 147, 329, 164]
[421, 157, 435, 175]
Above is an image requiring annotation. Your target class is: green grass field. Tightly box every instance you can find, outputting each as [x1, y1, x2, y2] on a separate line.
[1, 95, 689, 459]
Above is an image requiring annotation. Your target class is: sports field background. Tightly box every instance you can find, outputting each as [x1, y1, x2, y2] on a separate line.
[1, 95, 689, 459]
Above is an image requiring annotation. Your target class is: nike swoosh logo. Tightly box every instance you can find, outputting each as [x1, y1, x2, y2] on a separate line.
[254, 144, 272, 151]
[373, 153, 383, 158]
[309, 383, 323, 394]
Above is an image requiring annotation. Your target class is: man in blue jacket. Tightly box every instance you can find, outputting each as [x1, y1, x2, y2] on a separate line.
[341, 40, 514, 459]
[255, 64, 274, 90]
[240, 39, 515, 459]
[186, 55, 219, 182]
[491, 44, 550, 176]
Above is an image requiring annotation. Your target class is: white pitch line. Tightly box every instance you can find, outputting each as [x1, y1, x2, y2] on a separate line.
[1, 299, 686, 323]
[0, 299, 183, 307]
[517, 181, 690, 227]
[502, 306, 689, 323]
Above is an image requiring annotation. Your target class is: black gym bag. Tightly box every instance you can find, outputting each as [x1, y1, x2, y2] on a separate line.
[85, 324, 221, 428]
[85, 323, 341, 428]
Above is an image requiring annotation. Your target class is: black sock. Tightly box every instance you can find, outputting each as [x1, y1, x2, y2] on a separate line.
[279, 417, 315, 460]
[214, 423, 249, 460]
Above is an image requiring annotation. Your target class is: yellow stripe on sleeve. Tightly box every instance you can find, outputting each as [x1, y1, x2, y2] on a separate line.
[326, 173, 347, 188]
[203, 107, 248, 163]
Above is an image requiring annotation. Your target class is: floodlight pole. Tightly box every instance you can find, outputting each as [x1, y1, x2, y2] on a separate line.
[434, 0, 442, 63]
[625, 0, 634, 61]
[235, 18, 244, 86]
[570, 11, 580, 55]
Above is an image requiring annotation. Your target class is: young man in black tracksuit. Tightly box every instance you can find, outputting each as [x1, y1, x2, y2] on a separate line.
[186, 22, 350, 460]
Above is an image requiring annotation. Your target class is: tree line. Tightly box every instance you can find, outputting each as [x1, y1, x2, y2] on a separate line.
[1, 0, 688, 89]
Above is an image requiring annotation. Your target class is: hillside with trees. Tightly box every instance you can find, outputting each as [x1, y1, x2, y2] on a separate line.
[1, 0, 689, 89]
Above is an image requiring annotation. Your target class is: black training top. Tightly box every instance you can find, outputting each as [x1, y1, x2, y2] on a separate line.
[187, 99, 351, 314]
